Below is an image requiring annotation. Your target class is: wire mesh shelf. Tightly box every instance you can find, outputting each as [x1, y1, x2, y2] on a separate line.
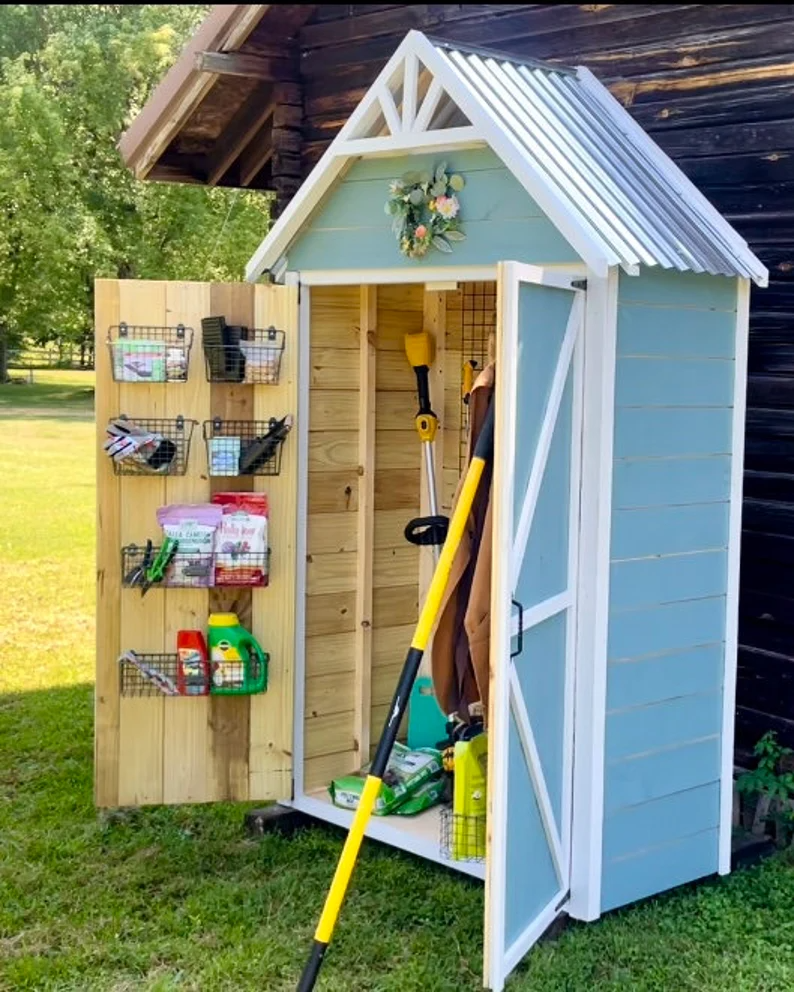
[201, 317, 285, 384]
[120, 653, 184, 697]
[105, 415, 196, 476]
[440, 808, 486, 863]
[121, 544, 271, 589]
[107, 323, 193, 382]
[119, 650, 267, 697]
[203, 417, 291, 476]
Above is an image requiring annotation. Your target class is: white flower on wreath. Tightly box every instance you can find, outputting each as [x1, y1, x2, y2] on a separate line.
[434, 194, 460, 219]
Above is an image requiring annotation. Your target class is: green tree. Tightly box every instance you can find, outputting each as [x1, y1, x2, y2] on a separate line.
[0, 5, 270, 378]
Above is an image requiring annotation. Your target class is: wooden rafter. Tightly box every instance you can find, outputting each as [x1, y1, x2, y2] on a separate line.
[195, 49, 298, 82]
[205, 89, 276, 187]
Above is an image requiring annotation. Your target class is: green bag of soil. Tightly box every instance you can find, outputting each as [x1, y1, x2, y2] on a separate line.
[329, 742, 443, 816]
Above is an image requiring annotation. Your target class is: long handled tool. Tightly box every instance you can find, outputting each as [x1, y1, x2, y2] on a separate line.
[297, 400, 495, 992]
[403, 331, 449, 557]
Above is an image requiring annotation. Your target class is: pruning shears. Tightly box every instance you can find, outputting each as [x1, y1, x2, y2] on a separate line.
[141, 538, 179, 596]
[123, 540, 153, 589]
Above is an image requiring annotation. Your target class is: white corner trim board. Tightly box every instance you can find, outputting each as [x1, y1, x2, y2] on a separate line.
[568, 266, 618, 921]
[720, 276, 751, 873]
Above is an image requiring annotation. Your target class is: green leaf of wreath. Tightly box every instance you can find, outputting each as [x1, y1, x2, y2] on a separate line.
[432, 235, 453, 253]
[444, 230, 466, 242]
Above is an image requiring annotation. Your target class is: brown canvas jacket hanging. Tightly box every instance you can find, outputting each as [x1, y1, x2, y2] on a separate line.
[432, 363, 495, 723]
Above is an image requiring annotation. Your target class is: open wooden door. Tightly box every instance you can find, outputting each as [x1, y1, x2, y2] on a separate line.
[95, 279, 298, 807]
[485, 263, 585, 990]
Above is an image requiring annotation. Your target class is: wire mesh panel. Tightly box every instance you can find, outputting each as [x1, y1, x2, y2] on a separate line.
[201, 317, 285, 384]
[440, 808, 487, 863]
[121, 544, 271, 588]
[459, 282, 496, 472]
[105, 416, 196, 476]
[120, 653, 181, 696]
[203, 417, 291, 476]
[107, 323, 193, 382]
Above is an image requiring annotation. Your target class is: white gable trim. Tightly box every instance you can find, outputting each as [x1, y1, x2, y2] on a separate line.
[246, 31, 613, 282]
[245, 30, 766, 286]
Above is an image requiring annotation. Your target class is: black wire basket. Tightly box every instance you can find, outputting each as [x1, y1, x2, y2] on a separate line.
[107, 323, 193, 382]
[201, 317, 285, 384]
[105, 415, 196, 476]
[203, 417, 290, 477]
[121, 543, 271, 589]
[119, 652, 211, 697]
[440, 808, 486, 863]
[119, 653, 183, 696]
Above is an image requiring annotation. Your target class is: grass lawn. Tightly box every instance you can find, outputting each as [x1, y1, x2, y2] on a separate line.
[2, 371, 794, 990]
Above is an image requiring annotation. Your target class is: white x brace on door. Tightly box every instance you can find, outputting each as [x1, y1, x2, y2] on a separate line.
[486, 263, 584, 991]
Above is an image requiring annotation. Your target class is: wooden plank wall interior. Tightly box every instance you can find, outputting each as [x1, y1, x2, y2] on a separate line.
[302, 281, 493, 792]
[95, 279, 297, 807]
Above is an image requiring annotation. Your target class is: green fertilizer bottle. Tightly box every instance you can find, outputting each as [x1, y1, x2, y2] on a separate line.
[208, 613, 268, 695]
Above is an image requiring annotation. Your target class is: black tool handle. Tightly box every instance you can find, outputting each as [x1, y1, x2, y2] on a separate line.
[404, 514, 449, 547]
[414, 364, 433, 417]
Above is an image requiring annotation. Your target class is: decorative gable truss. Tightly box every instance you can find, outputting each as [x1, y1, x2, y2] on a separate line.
[340, 47, 479, 155]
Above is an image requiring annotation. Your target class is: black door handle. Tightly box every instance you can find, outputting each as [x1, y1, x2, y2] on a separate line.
[511, 598, 524, 658]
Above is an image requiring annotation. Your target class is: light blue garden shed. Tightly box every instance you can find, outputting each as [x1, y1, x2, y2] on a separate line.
[245, 30, 768, 991]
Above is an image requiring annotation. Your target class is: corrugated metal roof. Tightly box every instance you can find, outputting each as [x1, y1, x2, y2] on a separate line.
[432, 38, 768, 285]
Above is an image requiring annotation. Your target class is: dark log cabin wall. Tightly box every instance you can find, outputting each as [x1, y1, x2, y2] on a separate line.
[294, 4, 794, 759]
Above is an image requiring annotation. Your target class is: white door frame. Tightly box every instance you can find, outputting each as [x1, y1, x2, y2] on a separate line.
[486, 261, 586, 991]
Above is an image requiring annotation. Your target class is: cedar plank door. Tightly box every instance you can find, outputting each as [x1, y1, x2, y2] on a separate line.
[295, 2, 794, 755]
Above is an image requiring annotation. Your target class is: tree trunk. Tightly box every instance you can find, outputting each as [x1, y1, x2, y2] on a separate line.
[0, 325, 8, 384]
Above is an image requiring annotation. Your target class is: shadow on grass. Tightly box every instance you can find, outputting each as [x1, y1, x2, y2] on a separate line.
[0, 682, 486, 992]
[0, 379, 94, 421]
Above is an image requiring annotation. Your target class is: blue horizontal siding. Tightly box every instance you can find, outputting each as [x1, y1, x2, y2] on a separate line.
[607, 643, 724, 711]
[603, 782, 721, 863]
[610, 550, 728, 611]
[614, 407, 732, 459]
[602, 271, 734, 914]
[618, 269, 737, 310]
[606, 690, 723, 762]
[289, 147, 579, 270]
[309, 169, 544, 229]
[608, 596, 726, 660]
[605, 736, 721, 811]
[615, 357, 734, 408]
[601, 827, 720, 912]
[611, 504, 729, 560]
[617, 305, 736, 359]
[613, 456, 731, 509]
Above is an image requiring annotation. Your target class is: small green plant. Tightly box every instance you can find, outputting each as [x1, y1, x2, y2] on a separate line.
[737, 731, 794, 845]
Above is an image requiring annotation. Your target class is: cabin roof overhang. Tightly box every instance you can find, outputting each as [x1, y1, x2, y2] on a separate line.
[245, 31, 768, 287]
[118, 4, 314, 191]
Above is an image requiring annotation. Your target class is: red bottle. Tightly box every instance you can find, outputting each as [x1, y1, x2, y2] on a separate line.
[176, 630, 210, 696]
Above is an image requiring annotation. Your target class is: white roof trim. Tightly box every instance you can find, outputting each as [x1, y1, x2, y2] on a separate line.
[246, 29, 767, 287]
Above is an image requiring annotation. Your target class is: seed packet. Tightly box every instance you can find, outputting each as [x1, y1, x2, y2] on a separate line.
[113, 340, 166, 382]
[211, 493, 269, 586]
[156, 503, 222, 586]
[208, 436, 241, 476]
[329, 743, 444, 815]
[240, 340, 280, 384]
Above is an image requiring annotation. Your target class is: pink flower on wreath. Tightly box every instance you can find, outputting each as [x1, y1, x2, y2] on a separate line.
[415, 224, 428, 239]
[434, 195, 459, 219]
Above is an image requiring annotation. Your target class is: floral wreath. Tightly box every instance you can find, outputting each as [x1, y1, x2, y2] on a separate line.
[385, 161, 466, 259]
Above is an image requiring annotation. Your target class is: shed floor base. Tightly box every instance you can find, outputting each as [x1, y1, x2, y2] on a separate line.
[286, 788, 485, 880]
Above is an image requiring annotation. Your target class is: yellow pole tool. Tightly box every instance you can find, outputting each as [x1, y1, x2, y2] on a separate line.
[297, 400, 496, 991]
